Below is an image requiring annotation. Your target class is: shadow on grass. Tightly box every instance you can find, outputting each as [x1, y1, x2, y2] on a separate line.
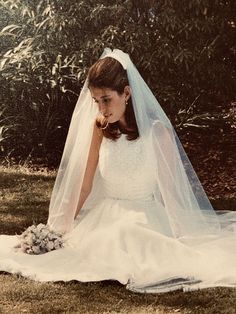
[1, 166, 236, 313]
[0, 272, 236, 313]
[1, 168, 55, 188]
[1, 166, 53, 234]
[211, 198, 236, 211]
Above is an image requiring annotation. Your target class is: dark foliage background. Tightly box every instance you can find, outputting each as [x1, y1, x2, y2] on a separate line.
[0, 0, 235, 199]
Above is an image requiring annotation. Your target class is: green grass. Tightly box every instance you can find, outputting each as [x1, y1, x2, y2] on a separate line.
[0, 165, 236, 314]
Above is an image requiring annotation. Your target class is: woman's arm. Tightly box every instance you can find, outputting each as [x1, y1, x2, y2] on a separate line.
[74, 122, 103, 219]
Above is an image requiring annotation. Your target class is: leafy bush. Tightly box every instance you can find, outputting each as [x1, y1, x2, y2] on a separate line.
[0, 0, 235, 166]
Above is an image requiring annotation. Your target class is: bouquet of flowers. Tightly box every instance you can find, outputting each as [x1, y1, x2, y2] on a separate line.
[14, 223, 65, 255]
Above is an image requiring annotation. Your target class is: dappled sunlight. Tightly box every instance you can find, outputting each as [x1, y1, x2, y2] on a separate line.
[0, 166, 51, 234]
[1, 154, 236, 313]
[0, 0, 235, 311]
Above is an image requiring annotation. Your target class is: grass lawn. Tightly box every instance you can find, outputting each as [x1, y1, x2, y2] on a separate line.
[0, 165, 236, 314]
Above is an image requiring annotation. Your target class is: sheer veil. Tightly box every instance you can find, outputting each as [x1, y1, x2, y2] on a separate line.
[47, 48, 235, 241]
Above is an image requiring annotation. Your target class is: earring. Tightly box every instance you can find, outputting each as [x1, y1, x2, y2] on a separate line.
[125, 99, 128, 106]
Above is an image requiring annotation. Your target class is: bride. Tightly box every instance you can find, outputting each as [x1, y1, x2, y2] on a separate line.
[0, 48, 236, 293]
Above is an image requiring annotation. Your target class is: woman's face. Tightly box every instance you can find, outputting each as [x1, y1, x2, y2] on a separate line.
[90, 86, 131, 126]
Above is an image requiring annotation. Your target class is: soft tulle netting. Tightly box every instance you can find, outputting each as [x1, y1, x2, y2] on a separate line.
[1, 134, 236, 293]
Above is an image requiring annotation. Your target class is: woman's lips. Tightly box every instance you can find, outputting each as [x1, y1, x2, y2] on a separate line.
[104, 114, 112, 118]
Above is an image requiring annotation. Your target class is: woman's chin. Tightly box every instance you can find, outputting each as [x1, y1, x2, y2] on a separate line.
[107, 116, 117, 124]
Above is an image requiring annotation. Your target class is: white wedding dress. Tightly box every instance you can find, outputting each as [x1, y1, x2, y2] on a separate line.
[0, 133, 236, 293]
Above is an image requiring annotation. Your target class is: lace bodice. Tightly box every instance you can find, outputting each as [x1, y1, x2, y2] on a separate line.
[98, 134, 156, 200]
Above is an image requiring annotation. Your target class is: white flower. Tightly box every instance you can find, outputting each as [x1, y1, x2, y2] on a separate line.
[21, 243, 30, 252]
[24, 235, 34, 246]
[32, 246, 41, 254]
[46, 241, 55, 251]
[41, 228, 50, 238]
[47, 233, 56, 241]
[26, 248, 33, 254]
[54, 238, 63, 249]
[37, 223, 46, 231]
[17, 223, 64, 255]
[28, 225, 37, 232]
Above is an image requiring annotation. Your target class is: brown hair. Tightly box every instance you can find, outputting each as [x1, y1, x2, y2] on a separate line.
[87, 57, 139, 141]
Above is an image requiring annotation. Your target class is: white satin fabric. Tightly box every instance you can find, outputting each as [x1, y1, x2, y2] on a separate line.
[0, 133, 236, 293]
[46, 48, 227, 240]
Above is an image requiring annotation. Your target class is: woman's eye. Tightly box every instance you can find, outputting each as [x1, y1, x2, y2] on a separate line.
[103, 99, 110, 104]
[93, 98, 110, 105]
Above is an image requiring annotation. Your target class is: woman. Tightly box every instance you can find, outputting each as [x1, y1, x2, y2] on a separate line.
[0, 48, 236, 293]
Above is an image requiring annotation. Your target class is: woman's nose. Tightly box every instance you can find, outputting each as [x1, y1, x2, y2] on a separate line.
[99, 103, 106, 114]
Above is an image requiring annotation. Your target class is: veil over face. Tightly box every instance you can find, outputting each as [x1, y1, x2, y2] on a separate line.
[47, 48, 233, 241]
